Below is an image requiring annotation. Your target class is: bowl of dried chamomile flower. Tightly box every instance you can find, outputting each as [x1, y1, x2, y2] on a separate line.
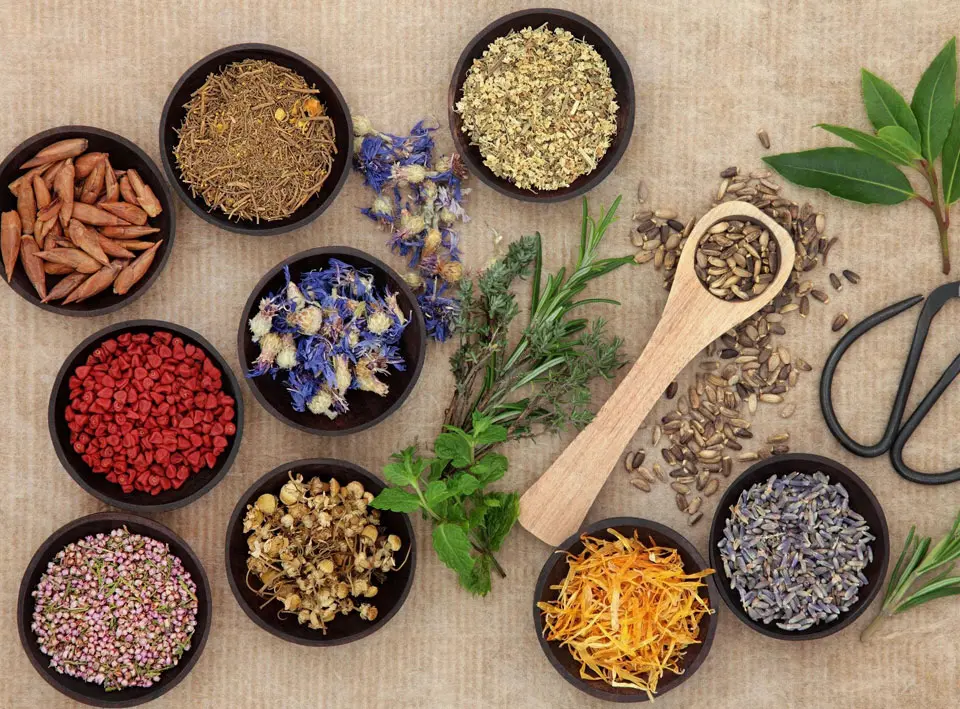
[449, 9, 635, 202]
[160, 43, 352, 236]
[225, 458, 416, 646]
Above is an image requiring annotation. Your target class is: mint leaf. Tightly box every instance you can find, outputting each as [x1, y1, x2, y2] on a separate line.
[434, 431, 473, 468]
[878, 126, 922, 159]
[816, 124, 915, 165]
[433, 523, 475, 578]
[462, 555, 492, 596]
[911, 37, 957, 160]
[861, 69, 921, 143]
[942, 104, 960, 204]
[763, 147, 915, 205]
[448, 472, 480, 496]
[382, 447, 426, 487]
[471, 453, 508, 486]
[473, 423, 508, 447]
[427, 458, 447, 483]
[478, 492, 520, 552]
[424, 480, 454, 509]
[370, 487, 422, 513]
[471, 410, 491, 436]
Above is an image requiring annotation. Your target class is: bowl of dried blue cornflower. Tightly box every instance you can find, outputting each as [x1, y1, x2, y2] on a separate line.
[708, 454, 889, 640]
[238, 246, 427, 435]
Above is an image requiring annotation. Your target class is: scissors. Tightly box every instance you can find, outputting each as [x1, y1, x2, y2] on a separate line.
[820, 281, 960, 485]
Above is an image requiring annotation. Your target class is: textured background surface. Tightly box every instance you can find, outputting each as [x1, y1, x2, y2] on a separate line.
[2, 1, 960, 707]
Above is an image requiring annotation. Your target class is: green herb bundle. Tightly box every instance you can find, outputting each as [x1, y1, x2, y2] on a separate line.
[371, 198, 632, 594]
[764, 37, 960, 274]
[862, 509, 960, 641]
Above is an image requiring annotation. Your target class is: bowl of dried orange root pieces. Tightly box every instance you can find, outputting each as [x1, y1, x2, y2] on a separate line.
[533, 518, 718, 702]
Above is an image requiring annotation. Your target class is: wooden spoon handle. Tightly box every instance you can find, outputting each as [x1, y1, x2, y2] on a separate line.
[518, 320, 702, 547]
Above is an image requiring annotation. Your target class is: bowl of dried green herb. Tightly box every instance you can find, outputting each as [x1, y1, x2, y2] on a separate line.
[708, 454, 889, 640]
[159, 43, 352, 236]
[224, 458, 416, 646]
[449, 9, 635, 202]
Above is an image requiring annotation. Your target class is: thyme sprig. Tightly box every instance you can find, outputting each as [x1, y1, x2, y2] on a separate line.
[372, 197, 632, 595]
[862, 509, 960, 641]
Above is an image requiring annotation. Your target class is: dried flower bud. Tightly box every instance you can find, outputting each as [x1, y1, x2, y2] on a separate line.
[359, 603, 378, 621]
[280, 514, 295, 528]
[248, 311, 273, 342]
[402, 271, 424, 289]
[279, 481, 301, 505]
[255, 493, 277, 515]
[423, 228, 442, 255]
[353, 115, 375, 137]
[318, 559, 335, 574]
[364, 585, 379, 598]
[440, 261, 463, 283]
[361, 524, 378, 542]
[387, 535, 402, 552]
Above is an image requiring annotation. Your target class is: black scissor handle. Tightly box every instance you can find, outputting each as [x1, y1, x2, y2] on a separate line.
[889, 281, 960, 484]
[820, 293, 924, 457]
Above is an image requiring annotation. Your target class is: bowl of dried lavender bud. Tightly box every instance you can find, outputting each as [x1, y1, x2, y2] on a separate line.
[449, 9, 634, 201]
[238, 246, 426, 435]
[534, 518, 717, 702]
[49, 321, 243, 512]
[18, 512, 211, 706]
[708, 454, 889, 640]
[0, 126, 175, 315]
[225, 458, 416, 646]
[160, 43, 352, 236]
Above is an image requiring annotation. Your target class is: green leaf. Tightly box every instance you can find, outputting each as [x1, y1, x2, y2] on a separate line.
[896, 583, 960, 613]
[434, 432, 473, 468]
[817, 124, 915, 165]
[471, 453, 509, 486]
[887, 526, 917, 601]
[462, 555, 492, 596]
[861, 69, 921, 143]
[370, 487, 422, 513]
[382, 447, 426, 487]
[424, 480, 454, 508]
[448, 472, 480, 496]
[877, 126, 922, 159]
[941, 103, 960, 204]
[479, 492, 520, 552]
[427, 458, 447, 483]
[473, 424, 508, 447]
[911, 37, 957, 160]
[433, 523, 475, 578]
[763, 147, 915, 204]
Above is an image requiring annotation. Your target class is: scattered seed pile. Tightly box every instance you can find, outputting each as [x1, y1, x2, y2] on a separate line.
[625, 167, 860, 525]
[31, 528, 198, 690]
[174, 59, 337, 222]
[694, 218, 780, 301]
[717, 471, 875, 631]
[456, 25, 618, 191]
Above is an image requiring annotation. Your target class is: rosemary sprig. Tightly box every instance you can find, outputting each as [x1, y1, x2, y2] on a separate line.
[861, 509, 960, 641]
[373, 197, 632, 595]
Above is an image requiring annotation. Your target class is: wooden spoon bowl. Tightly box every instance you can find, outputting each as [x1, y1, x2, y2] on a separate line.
[519, 201, 796, 546]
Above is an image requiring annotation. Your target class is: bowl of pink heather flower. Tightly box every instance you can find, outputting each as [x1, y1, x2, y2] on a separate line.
[17, 512, 211, 706]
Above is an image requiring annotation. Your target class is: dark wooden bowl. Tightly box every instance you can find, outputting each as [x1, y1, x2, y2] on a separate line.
[237, 246, 426, 436]
[224, 458, 417, 645]
[17, 512, 212, 707]
[533, 517, 717, 702]
[0, 126, 175, 316]
[159, 43, 352, 236]
[449, 8, 635, 202]
[49, 320, 244, 512]
[708, 454, 890, 640]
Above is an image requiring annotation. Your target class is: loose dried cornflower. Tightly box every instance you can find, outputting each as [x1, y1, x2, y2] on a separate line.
[352, 117, 469, 342]
[247, 261, 408, 418]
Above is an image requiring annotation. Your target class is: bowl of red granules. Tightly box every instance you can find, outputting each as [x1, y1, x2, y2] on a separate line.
[18, 512, 212, 706]
[49, 320, 243, 511]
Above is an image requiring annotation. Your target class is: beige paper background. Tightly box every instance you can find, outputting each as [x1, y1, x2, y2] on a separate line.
[2, 1, 960, 707]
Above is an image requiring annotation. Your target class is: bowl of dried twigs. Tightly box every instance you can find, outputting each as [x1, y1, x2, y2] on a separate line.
[159, 43, 352, 236]
[225, 458, 417, 646]
[0, 126, 175, 316]
[449, 9, 635, 202]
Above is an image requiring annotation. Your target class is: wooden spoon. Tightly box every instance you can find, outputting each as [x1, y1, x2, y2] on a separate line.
[518, 201, 797, 546]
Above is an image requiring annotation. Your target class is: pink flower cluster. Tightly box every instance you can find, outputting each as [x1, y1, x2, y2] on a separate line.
[31, 527, 198, 691]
